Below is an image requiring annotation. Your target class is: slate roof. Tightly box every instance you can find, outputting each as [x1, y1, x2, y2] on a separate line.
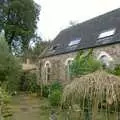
[41, 8, 120, 58]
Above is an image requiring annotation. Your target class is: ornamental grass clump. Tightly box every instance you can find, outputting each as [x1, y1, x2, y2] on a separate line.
[62, 71, 120, 120]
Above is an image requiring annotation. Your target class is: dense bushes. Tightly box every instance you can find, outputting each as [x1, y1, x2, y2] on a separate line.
[20, 72, 40, 93]
[0, 87, 12, 119]
[49, 81, 62, 93]
[111, 64, 120, 76]
[0, 35, 22, 93]
[48, 81, 62, 106]
[41, 81, 62, 106]
[42, 85, 50, 97]
[49, 89, 62, 106]
[0, 87, 11, 104]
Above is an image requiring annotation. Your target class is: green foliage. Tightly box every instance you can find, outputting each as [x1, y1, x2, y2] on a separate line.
[0, 87, 12, 119]
[42, 81, 62, 98]
[20, 72, 40, 93]
[111, 64, 120, 76]
[70, 49, 101, 76]
[42, 85, 50, 98]
[28, 41, 49, 62]
[41, 81, 63, 106]
[0, 87, 11, 105]
[49, 89, 62, 106]
[48, 81, 62, 106]
[0, 0, 40, 55]
[0, 35, 22, 92]
[49, 81, 62, 93]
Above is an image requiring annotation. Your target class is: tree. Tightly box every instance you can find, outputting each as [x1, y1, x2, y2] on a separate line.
[0, 0, 40, 55]
[70, 49, 102, 77]
[27, 41, 50, 62]
[0, 35, 22, 92]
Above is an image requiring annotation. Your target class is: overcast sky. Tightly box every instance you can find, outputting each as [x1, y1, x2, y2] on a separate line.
[34, 0, 120, 41]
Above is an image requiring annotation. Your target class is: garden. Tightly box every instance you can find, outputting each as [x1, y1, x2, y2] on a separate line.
[1, 1, 120, 119]
[0, 35, 120, 120]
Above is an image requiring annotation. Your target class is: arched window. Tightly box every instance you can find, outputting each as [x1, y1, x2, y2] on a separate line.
[44, 61, 51, 83]
[65, 58, 74, 80]
[97, 51, 113, 67]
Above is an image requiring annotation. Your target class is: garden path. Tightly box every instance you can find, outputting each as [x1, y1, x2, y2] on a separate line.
[11, 94, 49, 120]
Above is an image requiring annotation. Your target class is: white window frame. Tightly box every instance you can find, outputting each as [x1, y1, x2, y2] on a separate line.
[97, 51, 113, 67]
[65, 58, 74, 66]
[65, 58, 74, 80]
[44, 61, 51, 83]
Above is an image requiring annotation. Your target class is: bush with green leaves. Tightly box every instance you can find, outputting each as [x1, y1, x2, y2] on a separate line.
[49, 81, 62, 93]
[0, 87, 12, 119]
[42, 81, 62, 98]
[111, 64, 120, 76]
[70, 49, 102, 77]
[49, 89, 62, 106]
[0, 35, 22, 93]
[48, 81, 62, 106]
[0, 87, 11, 105]
[20, 72, 40, 93]
[42, 85, 50, 97]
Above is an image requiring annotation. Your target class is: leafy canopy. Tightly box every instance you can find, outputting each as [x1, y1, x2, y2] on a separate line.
[0, 0, 40, 55]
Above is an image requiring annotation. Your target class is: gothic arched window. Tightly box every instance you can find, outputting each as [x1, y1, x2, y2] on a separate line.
[65, 58, 74, 80]
[97, 51, 113, 67]
[44, 61, 51, 83]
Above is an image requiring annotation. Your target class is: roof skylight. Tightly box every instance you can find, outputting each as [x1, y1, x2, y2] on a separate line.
[98, 28, 116, 39]
[68, 39, 81, 46]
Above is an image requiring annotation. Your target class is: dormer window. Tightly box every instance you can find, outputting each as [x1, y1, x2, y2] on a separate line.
[68, 38, 81, 46]
[98, 28, 116, 39]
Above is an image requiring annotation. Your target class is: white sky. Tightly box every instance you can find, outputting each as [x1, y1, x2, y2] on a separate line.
[34, 0, 120, 41]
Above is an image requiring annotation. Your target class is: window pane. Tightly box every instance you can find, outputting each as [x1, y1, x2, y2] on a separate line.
[68, 39, 81, 46]
[98, 29, 116, 39]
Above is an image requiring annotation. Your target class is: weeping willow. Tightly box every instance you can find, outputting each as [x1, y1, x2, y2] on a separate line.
[62, 71, 120, 120]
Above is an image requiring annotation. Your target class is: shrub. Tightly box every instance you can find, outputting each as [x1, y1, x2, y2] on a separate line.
[20, 72, 39, 93]
[0, 87, 11, 104]
[0, 87, 12, 119]
[70, 49, 101, 77]
[111, 64, 120, 76]
[49, 89, 62, 106]
[49, 81, 62, 93]
[41, 81, 63, 106]
[42, 85, 50, 97]
[62, 71, 120, 119]
[0, 35, 22, 93]
[42, 81, 62, 98]
[48, 81, 62, 106]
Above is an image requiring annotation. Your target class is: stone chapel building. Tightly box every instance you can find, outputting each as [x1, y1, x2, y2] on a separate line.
[39, 8, 120, 84]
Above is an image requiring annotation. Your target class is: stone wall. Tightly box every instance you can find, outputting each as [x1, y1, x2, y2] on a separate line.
[40, 51, 76, 84]
[94, 44, 120, 64]
[40, 43, 120, 84]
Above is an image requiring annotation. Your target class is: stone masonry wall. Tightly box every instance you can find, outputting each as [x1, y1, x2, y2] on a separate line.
[40, 43, 120, 84]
